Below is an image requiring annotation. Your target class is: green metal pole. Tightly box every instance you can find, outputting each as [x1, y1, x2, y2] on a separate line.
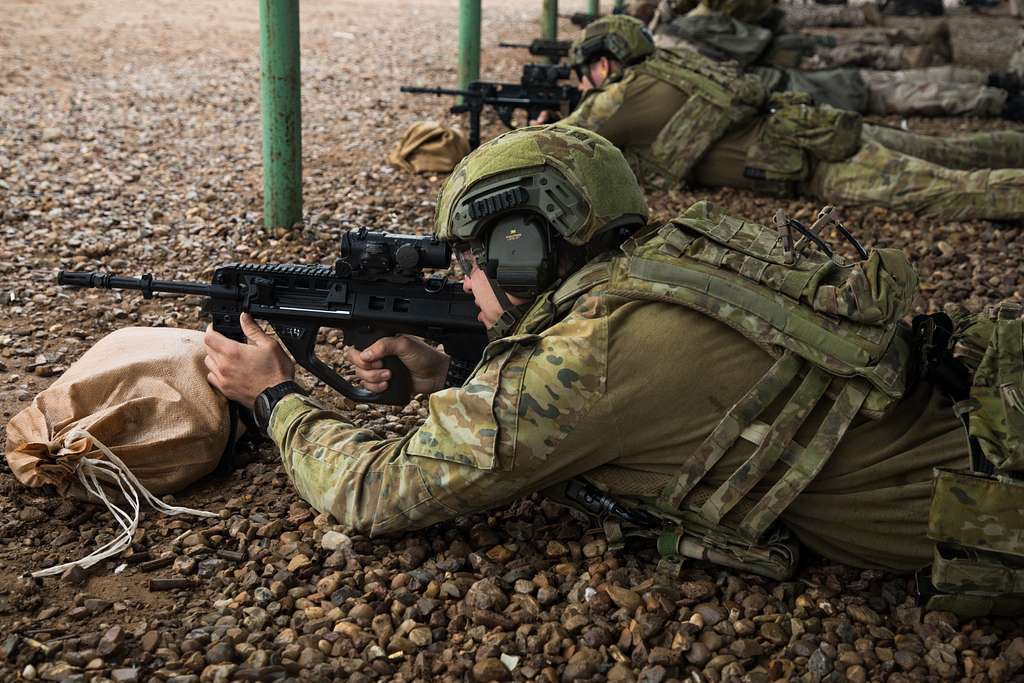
[259, 0, 302, 230]
[458, 0, 481, 93]
[589, 0, 600, 16]
[541, 0, 558, 64]
[542, 0, 558, 40]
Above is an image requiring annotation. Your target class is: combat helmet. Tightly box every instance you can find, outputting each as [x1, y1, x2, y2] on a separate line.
[567, 15, 655, 72]
[434, 124, 648, 336]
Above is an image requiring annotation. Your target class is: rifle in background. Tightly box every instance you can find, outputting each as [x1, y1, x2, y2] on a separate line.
[401, 64, 580, 149]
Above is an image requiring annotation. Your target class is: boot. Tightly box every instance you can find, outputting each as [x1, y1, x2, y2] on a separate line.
[1005, 94, 1024, 121]
[924, 21, 954, 63]
[989, 71, 1024, 96]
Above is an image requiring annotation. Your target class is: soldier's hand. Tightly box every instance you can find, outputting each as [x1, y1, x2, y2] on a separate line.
[203, 313, 296, 409]
[346, 335, 450, 396]
[529, 110, 558, 125]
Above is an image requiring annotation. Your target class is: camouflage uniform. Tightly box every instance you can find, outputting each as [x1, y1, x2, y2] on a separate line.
[268, 213, 965, 572]
[267, 127, 1024, 603]
[560, 47, 1024, 220]
[653, 13, 1002, 116]
[779, 3, 882, 31]
[652, 0, 949, 71]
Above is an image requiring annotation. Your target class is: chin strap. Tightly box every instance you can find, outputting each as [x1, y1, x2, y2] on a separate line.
[484, 270, 534, 341]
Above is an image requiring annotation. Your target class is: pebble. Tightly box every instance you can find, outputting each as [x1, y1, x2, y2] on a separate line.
[320, 531, 351, 552]
[1, 7, 1022, 683]
[472, 657, 510, 682]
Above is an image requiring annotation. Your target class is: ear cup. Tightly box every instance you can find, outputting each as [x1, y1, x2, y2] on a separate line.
[484, 213, 556, 298]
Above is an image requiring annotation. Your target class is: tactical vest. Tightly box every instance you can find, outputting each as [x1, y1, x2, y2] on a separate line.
[921, 302, 1024, 617]
[624, 48, 766, 186]
[523, 200, 918, 580]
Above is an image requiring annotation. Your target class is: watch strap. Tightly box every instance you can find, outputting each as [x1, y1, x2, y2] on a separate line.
[255, 380, 306, 434]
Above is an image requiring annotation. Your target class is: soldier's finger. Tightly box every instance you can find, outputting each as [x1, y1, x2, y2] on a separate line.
[203, 353, 221, 376]
[360, 336, 406, 363]
[357, 368, 391, 385]
[206, 371, 225, 393]
[361, 380, 388, 393]
[239, 313, 272, 345]
[203, 323, 236, 354]
[346, 345, 382, 370]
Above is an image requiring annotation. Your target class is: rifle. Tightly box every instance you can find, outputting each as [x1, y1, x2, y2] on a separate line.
[57, 229, 488, 406]
[564, 11, 600, 27]
[498, 39, 572, 61]
[401, 63, 581, 149]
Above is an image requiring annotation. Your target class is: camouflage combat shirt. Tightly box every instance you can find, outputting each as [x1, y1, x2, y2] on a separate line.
[269, 260, 965, 571]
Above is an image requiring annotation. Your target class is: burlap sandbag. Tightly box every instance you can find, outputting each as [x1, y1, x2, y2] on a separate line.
[5, 327, 230, 497]
[387, 121, 469, 173]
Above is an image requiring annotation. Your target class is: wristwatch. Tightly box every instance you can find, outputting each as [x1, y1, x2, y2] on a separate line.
[254, 380, 306, 435]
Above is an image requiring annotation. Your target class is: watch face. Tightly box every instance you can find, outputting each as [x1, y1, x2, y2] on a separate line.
[255, 393, 273, 428]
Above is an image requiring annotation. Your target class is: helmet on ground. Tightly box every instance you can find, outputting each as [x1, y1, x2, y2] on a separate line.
[567, 15, 655, 70]
[434, 124, 647, 335]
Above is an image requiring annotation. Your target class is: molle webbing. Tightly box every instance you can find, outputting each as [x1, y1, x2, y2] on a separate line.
[926, 544, 1024, 618]
[658, 351, 870, 540]
[742, 376, 869, 537]
[605, 202, 913, 539]
[632, 49, 765, 183]
[659, 352, 802, 509]
[701, 365, 831, 525]
[928, 468, 1024, 558]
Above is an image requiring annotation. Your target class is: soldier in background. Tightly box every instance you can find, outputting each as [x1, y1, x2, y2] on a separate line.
[549, 16, 1024, 221]
[651, 9, 1016, 117]
[649, 0, 947, 71]
[203, 125, 1024, 616]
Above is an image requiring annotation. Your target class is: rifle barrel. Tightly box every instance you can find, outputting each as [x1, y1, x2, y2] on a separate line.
[57, 271, 227, 298]
[400, 86, 471, 97]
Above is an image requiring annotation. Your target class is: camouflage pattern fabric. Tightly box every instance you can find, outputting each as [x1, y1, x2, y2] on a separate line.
[968, 302, 1024, 472]
[434, 125, 648, 247]
[807, 142, 1024, 221]
[563, 48, 765, 187]
[798, 42, 942, 71]
[780, 4, 877, 31]
[861, 123, 1024, 171]
[559, 49, 1024, 219]
[860, 67, 1006, 117]
[929, 469, 1024, 558]
[746, 100, 862, 183]
[269, 291, 611, 536]
[921, 301, 1024, 617]
[567, 14, 655, 69]
[269, 200, 973, 573]
[1012, 26, 1024, 78]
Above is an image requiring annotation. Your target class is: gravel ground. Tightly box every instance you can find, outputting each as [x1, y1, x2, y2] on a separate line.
[2, 1, 1024, 682]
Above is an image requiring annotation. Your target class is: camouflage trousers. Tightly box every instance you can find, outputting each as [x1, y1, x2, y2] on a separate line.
[768, 23, 951, 71]
[780, 4, 879, 31]
[861, 67, 1007, 117]
[861, 123, 1024, 171]
[807, 142, 1024, 221]
[799, 41, 943, 71]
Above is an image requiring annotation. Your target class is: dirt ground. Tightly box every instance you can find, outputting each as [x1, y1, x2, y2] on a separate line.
[2, 0, 1024, 682]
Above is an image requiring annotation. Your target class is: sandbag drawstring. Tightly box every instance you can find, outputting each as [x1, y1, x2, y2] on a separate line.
[30, 427, 218, 578]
